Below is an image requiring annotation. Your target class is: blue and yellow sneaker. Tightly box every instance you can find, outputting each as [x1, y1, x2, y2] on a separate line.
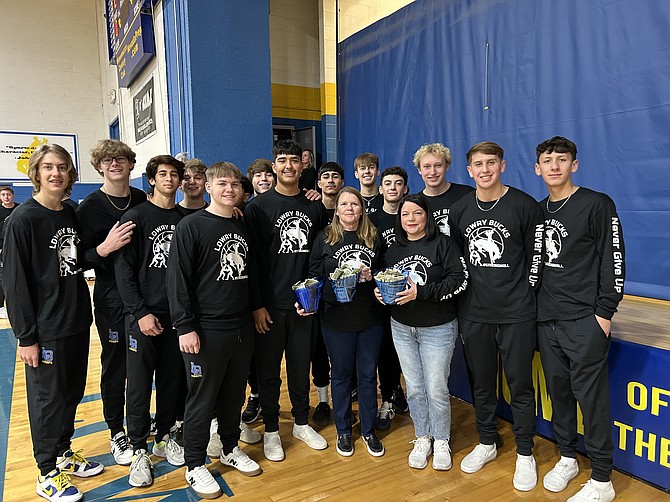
[36, 469, 82, 502]
[56, 449, 104, 478]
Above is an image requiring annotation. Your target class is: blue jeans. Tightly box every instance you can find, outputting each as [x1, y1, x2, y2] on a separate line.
[390, 318, 458, 440]
[321, 320, 384, 436]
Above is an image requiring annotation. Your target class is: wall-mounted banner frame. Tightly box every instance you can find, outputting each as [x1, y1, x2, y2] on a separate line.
[0, 131, 79, 181]
[133, 76, 157, 143]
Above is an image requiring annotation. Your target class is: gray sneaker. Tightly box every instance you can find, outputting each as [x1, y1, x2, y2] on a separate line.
[128, 449, 153, 487]
[153, 434, 185, 466]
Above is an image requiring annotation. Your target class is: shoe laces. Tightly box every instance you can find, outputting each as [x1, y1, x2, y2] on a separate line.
[113, 433, 130, 451]
[131, 451, 153, 469]
[410, 436, 431, 453]
[577, 479, 607, 498]
[378, 401, 395, 420]
[434, 440, 451, 454]
[49, 471, 73, 491]
[551, 459, 574, 477]
[165, 437, 182, 455]
[470, 443, 492, 462]
[65, 449, 89, 466]
[190, 465, 214, 484]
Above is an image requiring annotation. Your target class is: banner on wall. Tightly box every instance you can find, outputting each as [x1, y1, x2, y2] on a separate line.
[133, 76, 156, 143]
[0, 131, 78, 181]
[450, 338, 670, 491]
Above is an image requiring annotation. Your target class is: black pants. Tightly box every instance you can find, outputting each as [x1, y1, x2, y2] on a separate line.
[255, 308, 316, 432]
[26, 331, 89, 475]
[459, 318, 536, 455]
[94, 305, 127, 435]
[378, 316, 401, 401]
[311, 325, 330, 388]
[182, 323, 254, 469]
[247, 354, 258, 394]
[538, 316, 613, 481]
[126, 314, 183, 450]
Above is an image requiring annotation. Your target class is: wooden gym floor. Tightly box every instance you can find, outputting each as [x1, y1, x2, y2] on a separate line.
[0, 295, 668, 501]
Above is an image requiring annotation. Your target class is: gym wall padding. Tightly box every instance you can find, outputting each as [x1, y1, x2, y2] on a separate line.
[338, 0, 670, 300]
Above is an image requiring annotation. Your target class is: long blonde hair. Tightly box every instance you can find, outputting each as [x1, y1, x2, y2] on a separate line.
[325, 187, 378, 249]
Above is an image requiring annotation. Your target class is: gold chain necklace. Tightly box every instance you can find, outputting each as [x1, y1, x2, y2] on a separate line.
[102, 188, 131, 211]
[546, 187, 577, 214]
[476, 185, 506, 212]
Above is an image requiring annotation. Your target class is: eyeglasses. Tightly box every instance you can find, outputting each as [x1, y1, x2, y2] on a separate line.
[101, 156, 129, 165]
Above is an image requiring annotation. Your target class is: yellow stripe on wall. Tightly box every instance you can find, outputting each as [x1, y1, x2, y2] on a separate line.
[271, 82, 337, 121]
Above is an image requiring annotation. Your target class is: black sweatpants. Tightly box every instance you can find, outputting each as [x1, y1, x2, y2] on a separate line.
[94, 305, 127, 436]
[537, 316, 613, 481]
[182, 323, 254, 469]
[459, 318, 537, 455]
[126, 313, 183, 451]
[26, 330, 89, 475]
[255, 308, 316, 432]
[248, 354, 258, 394]
[377, 316, 401, 401]
[311, 325, 330, 388]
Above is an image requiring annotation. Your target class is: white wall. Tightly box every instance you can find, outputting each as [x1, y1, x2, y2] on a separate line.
[0, 0, 107, 182]
[338, 0, 414, 41]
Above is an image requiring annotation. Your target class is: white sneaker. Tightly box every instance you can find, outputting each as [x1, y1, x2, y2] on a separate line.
[432, 439, 452, 470]
[544, 457, 579, 492]
[460, 443, 497, 473]
[263, 431, 285, 462]
[36, 469, 82, 502]
[56, 449, 104, 478]
[220, 447, 262, 477]
[128, 449, 153, 487]
[185, 465, 222, 499]
[240, 422, 262, 444]
[292, 423, 328, 450]
[206, 432, 223, 458]
[110, 432, 133, 466]
[408, 436, 432, 469]
[0, 307, 8, 319]
[567, 479, 616, 502]
[513, 454, 537, 491]
[153, 434, 185, 466]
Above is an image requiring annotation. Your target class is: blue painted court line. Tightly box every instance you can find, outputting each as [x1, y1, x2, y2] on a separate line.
[0, 328, 17, 502]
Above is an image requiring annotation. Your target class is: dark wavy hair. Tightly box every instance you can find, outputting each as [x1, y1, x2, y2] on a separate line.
[394, 194, 438, 246]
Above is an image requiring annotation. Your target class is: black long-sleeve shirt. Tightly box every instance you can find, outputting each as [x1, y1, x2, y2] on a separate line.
[0, 203, 19, 251]
[309, 230, 384, 332]
[77, 187, 147, 307]
[417, 183, 474, 236]
[167, 211, 258, 335]
[384, 234, 468, 327]
[244, 189, 328, 310]
[537, 187, 625, 322]
[4, 199, 92, 346]
[449, 187, 544, 324]
[114, 202, 183, 319]
[369, 208, 397, 249]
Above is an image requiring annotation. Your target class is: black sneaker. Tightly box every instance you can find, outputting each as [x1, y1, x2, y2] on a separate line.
[336, 434, 354, 457]
[362, 434, 385, 457]
[391, 385, 409, 414]
[241, 396, 261, 424]
[312, 402, 331, 428]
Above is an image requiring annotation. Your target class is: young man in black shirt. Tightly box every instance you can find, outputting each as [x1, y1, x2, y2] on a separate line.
[115, 155, 186, 487]
[368, 166, 409, 430]
[0, 185, 19, 319]
[177, 158, 208, 215]
[244, 140, 329, 461]
[5, 144, 103, 502]
[168, 162, 263, 499]
[449, 142, 543, 491]
[77, 140, 143, 466]
[535, 136, 624, 502]
[413, 143, 474, 235]
[354, 153, 383, 214]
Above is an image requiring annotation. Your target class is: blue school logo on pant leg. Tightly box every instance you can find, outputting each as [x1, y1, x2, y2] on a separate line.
[190, 362, 202, 378]
[108, 329, 119, 343]
[40, 347, 54, 364]
[129, 335, 138, 352]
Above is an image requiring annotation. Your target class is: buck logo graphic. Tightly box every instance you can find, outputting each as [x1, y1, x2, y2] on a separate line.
[432, 209, 451, 236]
[215, 234, 248, 281]
[276, 211, 312, 254]
[49, 227, 79, 277]
[334, 244, 374, 270]
[463, 218, 511, 269]
[129, 335, 138, 352]
[108, 329, 119, 343]
[149, 226, 174, 268]
[40, 347, 54, 365]
[544, 218, 568, 269]
[381, 228, 395, 247]
[394, 254, 432, 286]
[190, 362, 202, 378]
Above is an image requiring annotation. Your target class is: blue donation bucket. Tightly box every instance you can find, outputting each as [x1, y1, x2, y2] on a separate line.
[375, 269, 409, 304]
[330, 272, 359, 303]
[293, 278, 324, 313]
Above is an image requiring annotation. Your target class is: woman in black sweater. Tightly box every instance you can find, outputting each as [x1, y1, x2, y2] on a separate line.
[376, 194, 467, 471]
